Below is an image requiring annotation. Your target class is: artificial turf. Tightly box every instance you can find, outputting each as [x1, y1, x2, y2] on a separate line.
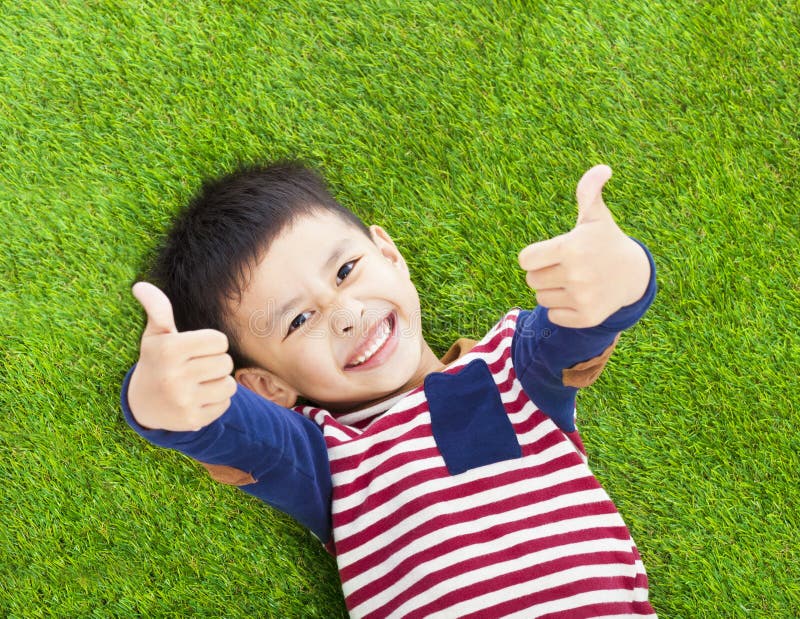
[1, 1, 798, 616]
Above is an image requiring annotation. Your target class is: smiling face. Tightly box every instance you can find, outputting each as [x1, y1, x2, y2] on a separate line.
[230, 210, 442, 412]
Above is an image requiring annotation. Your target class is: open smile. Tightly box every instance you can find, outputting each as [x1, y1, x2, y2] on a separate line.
[344, 312, 397, 370]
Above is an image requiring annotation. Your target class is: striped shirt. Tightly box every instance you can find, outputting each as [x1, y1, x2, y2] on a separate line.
[298, 310, 656, 618]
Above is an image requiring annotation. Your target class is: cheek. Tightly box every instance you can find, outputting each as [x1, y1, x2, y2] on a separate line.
[286, 336, 338, 378]
[398, 283, 422, 326]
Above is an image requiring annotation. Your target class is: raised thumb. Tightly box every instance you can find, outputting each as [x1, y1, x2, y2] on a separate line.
[132, 281, 178, 336]
[576, 164, 613, 225]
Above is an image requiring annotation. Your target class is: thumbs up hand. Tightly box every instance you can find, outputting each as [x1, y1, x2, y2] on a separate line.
[127, 282, 238, 431]
[518, 165, 650, 328]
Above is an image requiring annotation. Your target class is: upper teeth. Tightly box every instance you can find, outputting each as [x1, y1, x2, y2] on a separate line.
[349, 320, 391, 367]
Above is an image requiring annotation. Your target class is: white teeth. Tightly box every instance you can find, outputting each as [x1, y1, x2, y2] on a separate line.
[349, 320, 391, 367]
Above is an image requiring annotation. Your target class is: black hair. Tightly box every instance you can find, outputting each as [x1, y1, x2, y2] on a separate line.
[147, 161, 371, 369]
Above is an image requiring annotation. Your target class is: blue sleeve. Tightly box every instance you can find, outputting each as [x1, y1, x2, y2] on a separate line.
[120, 368, 332, 542]
[511, 239, 657, 432]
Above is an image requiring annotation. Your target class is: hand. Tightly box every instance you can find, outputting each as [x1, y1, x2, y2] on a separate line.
[518, 165, 650, 328]
[127, 282, 238, 431]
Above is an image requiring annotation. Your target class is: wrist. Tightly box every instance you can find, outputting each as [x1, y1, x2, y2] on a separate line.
[620, 238, 651, 308]
[599, 238, 656, 332]
[126, 365, 157, 431]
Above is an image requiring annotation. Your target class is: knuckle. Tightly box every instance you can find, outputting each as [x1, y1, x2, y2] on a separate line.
[548, 236, 564, 254]
[564, 264, 586, 285]
[154, 343, 179, 367]
[197, 329, 228, 352]
[564, 264, 586, 288]
[215, 330, 230, 351]
[574, 287, 594, 308]
[561, 241, 580, 261]
[158, 367, 181, 390]
[171, 389, 194, 412]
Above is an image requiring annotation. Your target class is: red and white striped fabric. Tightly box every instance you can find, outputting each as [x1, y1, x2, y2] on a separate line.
[299, 310, 656, 618]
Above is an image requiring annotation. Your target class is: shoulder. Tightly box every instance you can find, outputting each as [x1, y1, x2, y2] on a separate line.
[469, 309, 521, 355]
[436, 309, 521, 378]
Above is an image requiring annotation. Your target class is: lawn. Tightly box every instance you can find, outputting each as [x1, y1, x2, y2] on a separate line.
[1, 0, 798, 616]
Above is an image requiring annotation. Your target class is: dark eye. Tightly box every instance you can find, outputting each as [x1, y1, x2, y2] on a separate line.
[336, 260, 357, 285]
[287, 311, 312, 335]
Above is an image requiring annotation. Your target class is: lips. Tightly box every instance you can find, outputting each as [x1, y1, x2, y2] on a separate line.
[344, 313, 396, 370]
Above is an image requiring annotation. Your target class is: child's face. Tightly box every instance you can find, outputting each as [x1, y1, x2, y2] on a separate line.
[230, 210, 433, 411]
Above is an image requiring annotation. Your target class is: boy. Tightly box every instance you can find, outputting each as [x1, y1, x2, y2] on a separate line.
[122, 162, 657, 617]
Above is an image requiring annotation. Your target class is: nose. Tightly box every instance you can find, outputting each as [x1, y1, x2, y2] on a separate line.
[330, 294, 364, 336]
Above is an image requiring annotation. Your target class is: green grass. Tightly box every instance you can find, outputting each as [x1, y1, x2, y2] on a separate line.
[1, 0, 798, 616]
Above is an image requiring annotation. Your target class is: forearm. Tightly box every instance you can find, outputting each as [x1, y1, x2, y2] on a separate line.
[121, 368, 333, 541]
[512, 239, 657, 431]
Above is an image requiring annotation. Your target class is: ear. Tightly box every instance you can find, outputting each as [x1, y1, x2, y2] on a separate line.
[234, 367, 299, 409]
[369, 225, 409, 275]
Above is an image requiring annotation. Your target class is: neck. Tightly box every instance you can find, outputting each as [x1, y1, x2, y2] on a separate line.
[395, 340, 446, 394]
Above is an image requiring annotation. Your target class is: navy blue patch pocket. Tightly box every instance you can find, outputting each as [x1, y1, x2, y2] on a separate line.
[424, 359, 521, 476]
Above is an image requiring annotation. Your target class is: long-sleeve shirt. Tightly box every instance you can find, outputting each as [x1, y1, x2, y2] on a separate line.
[122, 242, 657, 617]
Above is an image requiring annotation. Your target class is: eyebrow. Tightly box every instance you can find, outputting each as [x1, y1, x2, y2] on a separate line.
[323, 240, 349, 273]
[272, 239, 352, 325]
